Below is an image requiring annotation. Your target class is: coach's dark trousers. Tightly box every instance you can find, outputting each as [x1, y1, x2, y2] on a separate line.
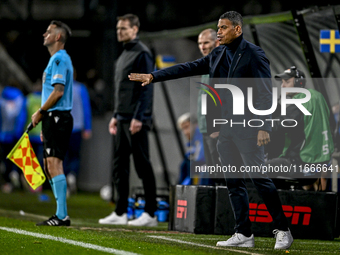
[112, 120, 157, 216]
[217, 129, 289, 236]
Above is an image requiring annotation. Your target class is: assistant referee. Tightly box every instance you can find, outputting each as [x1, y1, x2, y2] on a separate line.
[31, 20, 73, 226]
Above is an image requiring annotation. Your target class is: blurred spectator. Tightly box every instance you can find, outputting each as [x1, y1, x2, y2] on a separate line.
[0, 79, 27, 193]
[177, 112, 207, 185]
[332, 103, 340, 151]
[64, 69, 92, 194]
[196, 28, 223, 185]
[331, 103, 340, 192]
[268, 66, 334, 191]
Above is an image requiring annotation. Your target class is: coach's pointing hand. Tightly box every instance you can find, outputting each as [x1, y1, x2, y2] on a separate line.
[129, 73, 153, 86]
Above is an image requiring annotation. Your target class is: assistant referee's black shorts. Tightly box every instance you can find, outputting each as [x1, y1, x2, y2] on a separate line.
[42, 110, 73, 160]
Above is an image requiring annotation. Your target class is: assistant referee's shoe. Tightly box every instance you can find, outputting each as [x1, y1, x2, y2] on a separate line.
[36, 215, 71, 226]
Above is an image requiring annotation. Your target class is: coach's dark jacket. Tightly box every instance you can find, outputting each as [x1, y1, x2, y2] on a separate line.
[114, 38, 154, 123]
[151, 34, 272, 139]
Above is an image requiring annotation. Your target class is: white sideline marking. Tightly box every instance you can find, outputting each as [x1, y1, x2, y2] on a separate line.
[0, 227, 139, 255]
[0, 208, 47, 220]
[148, 235, 263, 255]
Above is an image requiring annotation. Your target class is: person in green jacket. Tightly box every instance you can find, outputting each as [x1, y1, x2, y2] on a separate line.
[267, 66, 334, 191]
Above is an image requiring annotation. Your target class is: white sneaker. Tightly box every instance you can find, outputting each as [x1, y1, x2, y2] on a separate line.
[98, 212, 127, 225]
[66, 173, 77, 194]
[216, 233, 255, 248]
[9, 171, 20, 188]
[128, 212, 158, 227]
[273, 229, 293, 249]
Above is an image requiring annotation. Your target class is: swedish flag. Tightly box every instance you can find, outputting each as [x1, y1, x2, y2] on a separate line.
[156, 55, 176, 69]
[320, 30, 340, 53]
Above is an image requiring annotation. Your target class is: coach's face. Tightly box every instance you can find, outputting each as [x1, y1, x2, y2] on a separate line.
[116, 19, 138, 43]
[217, 19, 241, 45]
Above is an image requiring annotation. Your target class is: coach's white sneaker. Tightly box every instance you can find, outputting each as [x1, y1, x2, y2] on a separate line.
[273, 229, 293, 249]
[216, 233, 255, 248]
[99, 212, 127, 225]
[128, 212, 158, 227]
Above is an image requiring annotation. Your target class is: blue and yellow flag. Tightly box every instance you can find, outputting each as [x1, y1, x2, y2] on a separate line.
[156, 55, 176, 69]
[320, 30, 340, 53]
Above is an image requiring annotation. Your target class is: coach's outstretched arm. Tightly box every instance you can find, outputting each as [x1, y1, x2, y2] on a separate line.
[129, 73, 153, 86]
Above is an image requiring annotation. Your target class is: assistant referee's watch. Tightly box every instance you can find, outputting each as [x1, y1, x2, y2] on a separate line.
[39, 108, 47, 116]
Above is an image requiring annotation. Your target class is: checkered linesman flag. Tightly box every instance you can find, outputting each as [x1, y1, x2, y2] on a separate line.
[7, 123, 46, 190]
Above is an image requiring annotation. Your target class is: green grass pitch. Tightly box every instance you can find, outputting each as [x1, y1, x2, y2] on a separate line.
[0, 190, 339, 255]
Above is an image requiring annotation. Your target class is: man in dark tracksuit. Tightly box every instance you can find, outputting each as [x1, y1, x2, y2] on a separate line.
[129, 11, 293, 249]
[99, 14, 157, 227]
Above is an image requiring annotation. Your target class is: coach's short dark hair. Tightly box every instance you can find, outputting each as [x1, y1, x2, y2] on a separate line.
[50, 20, 72, 43]
[220, 11, 243, 28]
[117, 14, 140, 29]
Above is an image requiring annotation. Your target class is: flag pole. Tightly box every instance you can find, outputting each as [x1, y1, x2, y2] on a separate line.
[6, 123, 34, 160]
[25, 122, 33, 133]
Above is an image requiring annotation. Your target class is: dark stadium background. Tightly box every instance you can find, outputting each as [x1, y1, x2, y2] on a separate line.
[0, 0, 325, 95]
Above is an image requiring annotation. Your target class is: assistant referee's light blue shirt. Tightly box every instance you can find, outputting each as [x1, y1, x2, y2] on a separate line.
[42, 49, 73, 111]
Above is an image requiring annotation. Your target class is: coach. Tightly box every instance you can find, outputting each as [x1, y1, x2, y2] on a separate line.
[129, 11, 293, 249]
